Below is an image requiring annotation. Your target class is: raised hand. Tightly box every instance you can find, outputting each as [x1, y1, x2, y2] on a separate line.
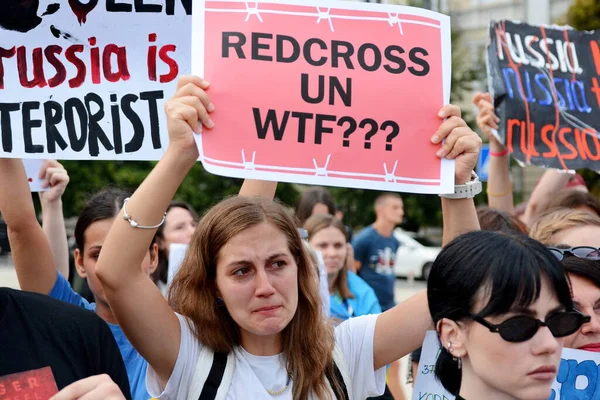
[164, 75, 215, 161]
[38, 160, 70, 204]
[431, 104, 483, 184]
[473, 92, 505, 152]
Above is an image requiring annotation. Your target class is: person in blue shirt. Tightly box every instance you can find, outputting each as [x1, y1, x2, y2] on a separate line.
[351, 193, 406, 400]
[0, 159, 157, 400]
[304, 213, 381, 322]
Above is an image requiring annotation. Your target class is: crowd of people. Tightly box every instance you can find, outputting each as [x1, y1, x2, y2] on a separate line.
[0, 72, 598, 400]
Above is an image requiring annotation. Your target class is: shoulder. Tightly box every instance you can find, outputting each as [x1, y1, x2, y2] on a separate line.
[3, 288, 109, 336]
[347, 272, 376, 295]
[351, 226, 375, 244]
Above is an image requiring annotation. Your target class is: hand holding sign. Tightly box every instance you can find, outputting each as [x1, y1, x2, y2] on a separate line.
[38, 160, 70, 203]
[432, 104, 482, 184]
[49, 374, 125, 400]
[473, 92, 505, 152]
[164, 75, 214, 161]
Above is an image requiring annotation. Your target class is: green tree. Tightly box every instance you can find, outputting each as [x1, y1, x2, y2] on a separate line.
[566, 0, 600, 197]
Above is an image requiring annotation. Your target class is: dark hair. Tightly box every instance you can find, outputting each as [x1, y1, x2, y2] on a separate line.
[75, 188, 156, 256]
[152, 201, 199, 285]
[476, 206, 528, 234]
[74, 188, 131, 253]
[562, 257, 600, 291]
[295, 187, 336, 226]
[546, 190, 600, 217]
[427, 231, 572, 395]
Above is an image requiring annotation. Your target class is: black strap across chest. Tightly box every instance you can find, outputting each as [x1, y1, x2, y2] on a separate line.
[198, 352, 349, 400]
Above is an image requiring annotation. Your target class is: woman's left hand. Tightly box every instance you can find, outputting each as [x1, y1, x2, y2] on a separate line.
[431, 104, 482, 184]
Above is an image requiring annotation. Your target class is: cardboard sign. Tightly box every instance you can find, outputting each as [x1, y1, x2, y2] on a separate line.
[487, 20, 600, 171]
[0, 0, 191, 160]
[23, 159, 48, 192]
[0, 367, 58, 400]
[413, 331, 600, 400]
[194, 0, 453, 194]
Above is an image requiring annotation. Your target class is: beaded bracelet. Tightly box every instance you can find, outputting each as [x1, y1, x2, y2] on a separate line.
[122, 198, 167, 229]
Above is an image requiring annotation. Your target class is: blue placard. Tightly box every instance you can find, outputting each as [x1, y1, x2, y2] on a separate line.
[476, 144, 490, 182]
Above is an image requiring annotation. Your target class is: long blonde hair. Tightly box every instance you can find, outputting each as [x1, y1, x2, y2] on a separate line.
[529, 207, 600, 245]
[168, 196, 341, 399]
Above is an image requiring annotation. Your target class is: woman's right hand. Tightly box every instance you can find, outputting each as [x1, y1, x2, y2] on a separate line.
[473, 92, 505, 152]
[164, 75, 215, 160]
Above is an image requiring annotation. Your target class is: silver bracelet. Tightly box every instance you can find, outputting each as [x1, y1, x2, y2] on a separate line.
[122, 198, 167, 229]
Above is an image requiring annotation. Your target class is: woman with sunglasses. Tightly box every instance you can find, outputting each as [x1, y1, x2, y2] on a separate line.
[530, 210, 600, 355]
[428, 230, 588, 400]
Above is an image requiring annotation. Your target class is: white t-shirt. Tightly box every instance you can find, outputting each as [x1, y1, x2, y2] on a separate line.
[147, 314, 386, 399]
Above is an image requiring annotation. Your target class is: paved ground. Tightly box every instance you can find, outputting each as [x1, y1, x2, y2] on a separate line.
[0, 255, 425, 399]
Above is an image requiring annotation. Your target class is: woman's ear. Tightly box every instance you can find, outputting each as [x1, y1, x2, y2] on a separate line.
[73, 248, 87, 279]
[437, 318, 468, 358]
[148, 243, 159, 275]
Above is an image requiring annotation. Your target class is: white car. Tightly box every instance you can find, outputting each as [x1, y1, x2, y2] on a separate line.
[393, 229, 441, 280]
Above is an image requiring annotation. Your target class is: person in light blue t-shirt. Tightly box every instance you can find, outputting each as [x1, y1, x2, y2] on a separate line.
[1, 160, 158, 400]
[304, 213, 381, 321]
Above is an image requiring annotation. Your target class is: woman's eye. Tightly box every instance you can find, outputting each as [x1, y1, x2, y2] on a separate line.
[271, 260, 286, 269]
[233, 268, 249, 276]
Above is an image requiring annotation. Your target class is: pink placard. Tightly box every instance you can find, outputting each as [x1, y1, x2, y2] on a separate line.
[193, 0, 453, 193]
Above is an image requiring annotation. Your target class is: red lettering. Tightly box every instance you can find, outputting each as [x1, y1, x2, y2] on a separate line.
[102, 44, 130, 83]
[0, 46, 16, 89]
[540, 124, 558, 158]
[147, 33, 158, 81]
[591, 77, 600, 109]
[12, 380, 22, 391]
[89, 37, 101, 84]
[44, 45, 67, 88]
[591, 40, 600, 76]
[506, 119, 522, 154]
[583, 128, 600, 161]
[65, 45, 86, 88]
[17, 46, 47, 88]
[158, 44, 178, 83]
[558, 127, 578, 160]
[574, 128, 588, 160]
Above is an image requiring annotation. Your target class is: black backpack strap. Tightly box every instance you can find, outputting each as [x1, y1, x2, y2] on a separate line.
[198, 352, 228, 400]
[326, 360, 350, 400]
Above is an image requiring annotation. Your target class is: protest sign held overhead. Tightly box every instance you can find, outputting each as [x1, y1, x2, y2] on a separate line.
[487, 20, 600, 171]
[0, 0, 191, 160]
[194, 0, 453, 194]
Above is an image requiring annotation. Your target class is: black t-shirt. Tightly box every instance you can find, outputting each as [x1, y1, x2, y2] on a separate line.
[0, 288, 131, 399]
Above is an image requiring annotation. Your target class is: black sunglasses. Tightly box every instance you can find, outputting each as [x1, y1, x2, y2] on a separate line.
[549, 247, 600, 262]
[468, 311, 590, 343]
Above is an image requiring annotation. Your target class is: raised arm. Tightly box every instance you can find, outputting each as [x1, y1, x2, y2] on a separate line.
[373, 104, 482, 369]
[0, 159, 57, 293]
[239, 179, 277, 199]
[95, 76, 214, 387]
[473, 92, 514, 214]
[523, 169, 573, 226]
[39, 160, 70, 279]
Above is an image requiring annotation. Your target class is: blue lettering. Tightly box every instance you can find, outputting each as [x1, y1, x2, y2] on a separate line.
[571, 81, 592, 113]
[534, 73, 553, 106]
[524, 70, 536, 102]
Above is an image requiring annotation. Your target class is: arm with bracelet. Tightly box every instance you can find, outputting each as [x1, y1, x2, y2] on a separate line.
[473, 92, 514, 215]
[95, 75, 216, 386]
